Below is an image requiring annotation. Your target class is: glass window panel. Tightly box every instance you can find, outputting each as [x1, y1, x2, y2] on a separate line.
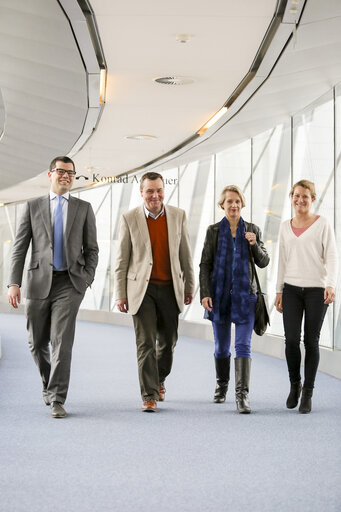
[293, 90, 334, 222]
[252, 123, 291, 336]
[179, 157, 215, 321]
[161, 167, 179, 207]
[334, 83, 341, 350]
[0, 204, 17, 302]
[78, 186, 111, 311]
[216, 140, 251, 222]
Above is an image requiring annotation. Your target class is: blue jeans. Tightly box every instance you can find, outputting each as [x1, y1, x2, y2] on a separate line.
[212, 293, 257, 359]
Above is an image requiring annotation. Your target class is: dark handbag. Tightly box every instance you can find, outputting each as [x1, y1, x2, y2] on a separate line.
[248, 242, 270, 336]
[254, 289, 270, 336]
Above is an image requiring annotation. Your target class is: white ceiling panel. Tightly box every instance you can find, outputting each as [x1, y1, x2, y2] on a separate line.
[2, 0, 341, 203]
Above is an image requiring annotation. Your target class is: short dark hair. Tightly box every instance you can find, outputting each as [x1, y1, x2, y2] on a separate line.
[140, 172, 164, 190]
[49, 156, 75, 172]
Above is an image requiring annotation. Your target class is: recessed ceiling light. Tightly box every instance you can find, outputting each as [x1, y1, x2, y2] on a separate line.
[176, 34, 190, 43]
[124, 135, 157, 141]
[153, 76, 194, 86]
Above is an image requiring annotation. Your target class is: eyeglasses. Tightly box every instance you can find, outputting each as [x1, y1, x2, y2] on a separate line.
[51, 168, 76, 177]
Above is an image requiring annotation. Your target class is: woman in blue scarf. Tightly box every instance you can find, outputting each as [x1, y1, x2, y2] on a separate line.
[199, 185, 269, 413]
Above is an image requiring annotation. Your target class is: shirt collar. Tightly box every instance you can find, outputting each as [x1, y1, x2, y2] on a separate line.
[144, 204, 164, 220]
[50, 191, 70, 201]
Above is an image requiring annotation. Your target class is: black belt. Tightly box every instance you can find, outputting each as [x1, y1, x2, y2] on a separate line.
[52, 270, 68, 276]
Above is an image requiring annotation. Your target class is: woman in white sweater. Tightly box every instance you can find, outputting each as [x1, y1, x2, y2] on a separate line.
[275, 179, 338, 414]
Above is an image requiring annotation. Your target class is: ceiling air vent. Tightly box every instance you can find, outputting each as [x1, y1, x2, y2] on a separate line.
[125, 135, 157, 141]
[153, 76, 194, 86]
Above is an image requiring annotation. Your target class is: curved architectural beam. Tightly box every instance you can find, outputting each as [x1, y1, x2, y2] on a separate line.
[0, 0, 105, 191]
[122, 0, 306, 176]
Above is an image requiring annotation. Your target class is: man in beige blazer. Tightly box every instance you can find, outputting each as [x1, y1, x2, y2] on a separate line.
[8, 156, 98, 418]
[115, 172, 195, 412]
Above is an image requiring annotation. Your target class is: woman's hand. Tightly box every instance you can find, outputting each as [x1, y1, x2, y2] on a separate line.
[202, 297, 213, 311]
[324, 286, 335, 304]
[275, 292, 283, 313]
[245, 231, 257, 245]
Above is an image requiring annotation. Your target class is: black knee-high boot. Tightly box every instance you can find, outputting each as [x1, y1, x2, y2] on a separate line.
[235, 357, 251, 414]
[214, 356, 230, 403]
[286, 381, 302, 409]
[299, 387, 313, 414]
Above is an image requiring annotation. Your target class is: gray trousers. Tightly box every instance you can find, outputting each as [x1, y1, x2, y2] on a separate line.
[132, 283, 179, 401]
[25, 273, 85, 404]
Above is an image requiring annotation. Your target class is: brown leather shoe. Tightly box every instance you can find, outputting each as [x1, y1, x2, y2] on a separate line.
[158, 382, 166, 402]
[141, 399, 157, 412]
[51, 402, 67, 418]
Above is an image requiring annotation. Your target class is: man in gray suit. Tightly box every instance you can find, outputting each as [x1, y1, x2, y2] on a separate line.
[115, 172, 195, 412]
[8, 156, 98, 418]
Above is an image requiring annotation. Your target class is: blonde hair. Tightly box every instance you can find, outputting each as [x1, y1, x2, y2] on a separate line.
[217, 185, 246, 209]
[290, 180, 316, 200]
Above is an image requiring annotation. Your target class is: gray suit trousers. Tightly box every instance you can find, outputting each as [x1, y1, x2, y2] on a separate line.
[25, 273, 85, 404]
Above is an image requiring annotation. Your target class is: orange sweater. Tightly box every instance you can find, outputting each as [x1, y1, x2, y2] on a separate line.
[146, 214, 172, 284]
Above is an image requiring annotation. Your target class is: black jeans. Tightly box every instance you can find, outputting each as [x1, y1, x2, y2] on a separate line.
[282, 283, 328, 389]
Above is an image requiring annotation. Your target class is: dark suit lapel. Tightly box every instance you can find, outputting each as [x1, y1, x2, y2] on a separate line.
[38, 195, 53, 242]
[65, 196, 79, 240]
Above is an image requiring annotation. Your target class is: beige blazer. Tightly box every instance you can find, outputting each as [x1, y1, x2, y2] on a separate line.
[114, 204, 195, 315]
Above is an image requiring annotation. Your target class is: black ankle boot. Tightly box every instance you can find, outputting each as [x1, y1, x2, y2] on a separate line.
[235, 357, 251, 414]
[214, 356, 230, 403]
[286, 381, 302, 409]
[299, 388, 313, 414]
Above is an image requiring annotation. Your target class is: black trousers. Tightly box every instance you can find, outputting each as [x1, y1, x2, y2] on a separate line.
[282, 283, 328, 389]
[132, 283, 179, 401]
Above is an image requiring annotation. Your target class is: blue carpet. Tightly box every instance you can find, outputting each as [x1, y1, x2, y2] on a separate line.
[0, 313, 340, 512]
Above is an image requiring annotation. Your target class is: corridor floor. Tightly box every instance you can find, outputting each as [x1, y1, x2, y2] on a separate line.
[0, 313, 340, 512]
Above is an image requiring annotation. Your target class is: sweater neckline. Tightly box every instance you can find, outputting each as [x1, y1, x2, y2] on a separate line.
[289, 215, 321, 238]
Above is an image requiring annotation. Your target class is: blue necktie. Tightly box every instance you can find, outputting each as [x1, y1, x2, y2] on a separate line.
[53, 196, 64, 270]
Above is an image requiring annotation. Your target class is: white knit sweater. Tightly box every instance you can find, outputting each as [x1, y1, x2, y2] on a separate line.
[276, 216, 338, 292]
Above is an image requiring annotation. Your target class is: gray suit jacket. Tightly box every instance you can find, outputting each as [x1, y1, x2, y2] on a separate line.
[8, 194, 99, 299]
[114, 204, 195, 315]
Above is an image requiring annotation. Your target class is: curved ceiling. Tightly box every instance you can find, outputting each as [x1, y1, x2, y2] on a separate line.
[0, 0, 88, 188]
[1, 0, 341, 203]
[0, 0, 104, 193]
[0, 0, 277, 201]
[72, 0, 277, 176]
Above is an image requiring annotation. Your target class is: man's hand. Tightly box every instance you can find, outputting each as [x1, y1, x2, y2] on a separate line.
[275, 292, 283, 313]
[184, 293, 193, 305]
[116, 298, 129, 313]
[8, 285, 21, 309]
[201, 297, 213, 311]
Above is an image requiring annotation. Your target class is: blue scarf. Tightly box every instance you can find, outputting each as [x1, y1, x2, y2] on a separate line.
[208, 217, 250, 324]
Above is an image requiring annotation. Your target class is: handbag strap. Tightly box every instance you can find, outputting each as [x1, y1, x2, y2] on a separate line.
[244, 222, 262, 294]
